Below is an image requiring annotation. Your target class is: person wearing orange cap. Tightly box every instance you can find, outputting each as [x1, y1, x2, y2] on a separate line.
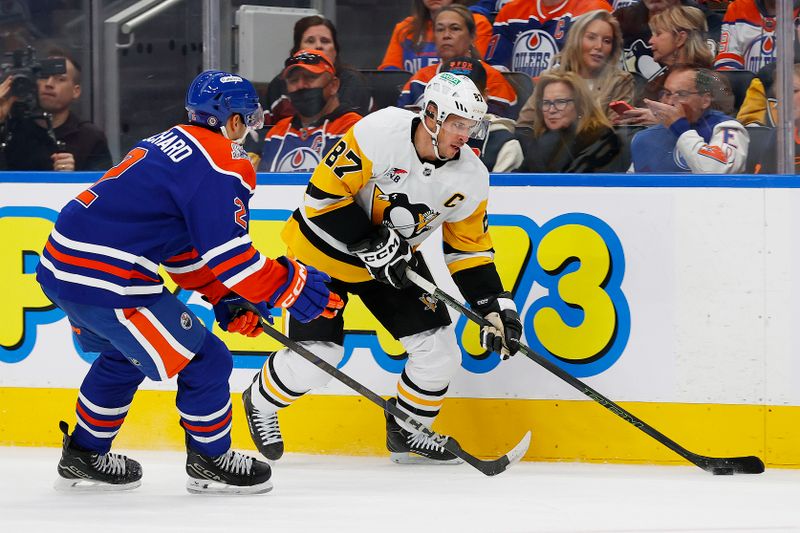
[257, 49, 362, 172]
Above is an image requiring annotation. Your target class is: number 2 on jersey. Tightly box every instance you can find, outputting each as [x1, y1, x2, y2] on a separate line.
[75, 147, 148, 207]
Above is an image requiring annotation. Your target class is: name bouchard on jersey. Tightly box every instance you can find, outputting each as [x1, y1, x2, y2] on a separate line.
[143, 129, 194, 163]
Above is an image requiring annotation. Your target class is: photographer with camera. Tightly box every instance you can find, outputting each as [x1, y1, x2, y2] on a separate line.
[0, 47, 112, 171]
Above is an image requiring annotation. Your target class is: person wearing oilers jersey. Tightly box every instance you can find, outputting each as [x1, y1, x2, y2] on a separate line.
[241, 72, 523, 464]
[36, 70, 343, 494]
[486, 0, 612, 78]
[258, 49, 362, 173]
[714, 0, 800, 73]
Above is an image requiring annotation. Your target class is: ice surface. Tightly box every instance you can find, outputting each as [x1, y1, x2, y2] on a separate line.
[1, 447, 798, 533]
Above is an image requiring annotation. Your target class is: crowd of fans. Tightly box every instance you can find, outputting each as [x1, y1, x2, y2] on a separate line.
[2, 0, 797, 174]
[248, 0, 796, 175]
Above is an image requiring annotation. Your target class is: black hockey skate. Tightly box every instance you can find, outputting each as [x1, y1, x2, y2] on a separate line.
[242, 375, 284, 461]
[385, 399, 462, 465]
[185, 442, 272, 495]
[54, 421, 142, 492]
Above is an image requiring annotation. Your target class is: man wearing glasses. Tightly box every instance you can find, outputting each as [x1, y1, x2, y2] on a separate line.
[630, 65, 749, 173]
[257, 49, 362, 173]
[243, 72, 523, 465]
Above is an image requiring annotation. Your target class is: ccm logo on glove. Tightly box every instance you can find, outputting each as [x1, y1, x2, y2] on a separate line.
[273, 261, 308, 308]
[359, 240, 399, 265]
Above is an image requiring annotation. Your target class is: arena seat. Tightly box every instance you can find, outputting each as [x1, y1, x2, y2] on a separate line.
[359, 69, 413, 112]
[501, 71, 534, 121]
[744, 125, 775, 173]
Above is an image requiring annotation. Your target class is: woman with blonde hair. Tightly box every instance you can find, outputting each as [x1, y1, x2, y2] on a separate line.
[518, 9, 634, 126]
[619, 4, 713, 124]
[516, 71, 623, 172]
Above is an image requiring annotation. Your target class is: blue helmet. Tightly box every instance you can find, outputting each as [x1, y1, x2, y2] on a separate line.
[185, 70, 264, 130]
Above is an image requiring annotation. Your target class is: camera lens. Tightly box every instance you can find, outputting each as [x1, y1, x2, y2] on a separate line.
[11, 74, 35, 98]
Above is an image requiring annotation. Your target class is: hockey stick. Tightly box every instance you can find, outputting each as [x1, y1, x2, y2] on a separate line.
[405, 270, 765, 476]
[258, 322, 531, 477]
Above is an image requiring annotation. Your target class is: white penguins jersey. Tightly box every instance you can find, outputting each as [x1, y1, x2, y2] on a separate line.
[281, 106, 495, 284]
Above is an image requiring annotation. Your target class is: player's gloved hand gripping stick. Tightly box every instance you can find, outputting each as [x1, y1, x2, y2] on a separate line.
[212, 256, 344, 337]
[348, 225, 417, 290]
[404, 269, 765, 476]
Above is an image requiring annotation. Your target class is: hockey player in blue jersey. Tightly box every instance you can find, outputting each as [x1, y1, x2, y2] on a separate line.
[36, 70, 343, 494]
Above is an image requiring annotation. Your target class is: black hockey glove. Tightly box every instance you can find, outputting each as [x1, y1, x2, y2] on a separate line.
[348, 225, 417, 289]
[475, 292, 521, 359]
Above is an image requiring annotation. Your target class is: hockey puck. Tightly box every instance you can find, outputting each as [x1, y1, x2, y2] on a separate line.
[712, 467, 734, 475]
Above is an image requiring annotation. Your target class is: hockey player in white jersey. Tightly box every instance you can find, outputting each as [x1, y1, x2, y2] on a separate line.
[242, 72, 523, 464]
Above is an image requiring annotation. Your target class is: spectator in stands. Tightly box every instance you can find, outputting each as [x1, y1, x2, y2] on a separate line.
[265, 15, 370, 125]
[0, 49, 112, 171]
[737, 61, 778, 127]
[736, 28, 800, 127]
[714, 0, 800, 73]
[258, 50, 362, 172]
[630, 65, 748, 173]
[515, 71, 622, 172]
[379, 0, 493, 74]
[517, 10, 634, 128]
[397, 4, 517, 117]
[746, 63, 800, 174]
[485, 0, 612, 78]
[615, 0, 721, 81]
[617, 5, 713, 125]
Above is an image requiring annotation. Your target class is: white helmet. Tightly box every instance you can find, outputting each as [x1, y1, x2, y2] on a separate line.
[420, 72, 489, 160]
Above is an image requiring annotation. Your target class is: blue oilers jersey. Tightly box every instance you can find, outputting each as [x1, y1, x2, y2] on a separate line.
[258, 110, 361, 173]
[37, 124, 289, 308]
[486, 0, 611, 76]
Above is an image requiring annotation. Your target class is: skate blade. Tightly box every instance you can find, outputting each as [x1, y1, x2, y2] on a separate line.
[54, 476, 141, 492]
[186, 478, 273, 495]
[390, 452, 464, 465]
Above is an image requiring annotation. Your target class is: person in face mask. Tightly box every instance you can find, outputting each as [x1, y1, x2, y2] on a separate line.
[257, 49, 363, 172]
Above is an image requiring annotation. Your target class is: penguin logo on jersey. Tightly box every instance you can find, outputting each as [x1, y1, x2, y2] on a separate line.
[276, 147, 321, 172]
[420, 293, 438, 312]
[372, 186, 440, 239]
[623, 39, 662, 80]
[512, 29, 559, 77]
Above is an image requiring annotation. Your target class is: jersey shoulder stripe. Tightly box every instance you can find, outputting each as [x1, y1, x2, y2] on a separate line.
[176, 125, 256, 192]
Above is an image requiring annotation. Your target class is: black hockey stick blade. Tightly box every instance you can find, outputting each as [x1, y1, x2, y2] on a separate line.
[451, 430, 531, 476]
[690, 453, 765, 475]
[405, 270, 765, 476]
[258, 321, 531, 476]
